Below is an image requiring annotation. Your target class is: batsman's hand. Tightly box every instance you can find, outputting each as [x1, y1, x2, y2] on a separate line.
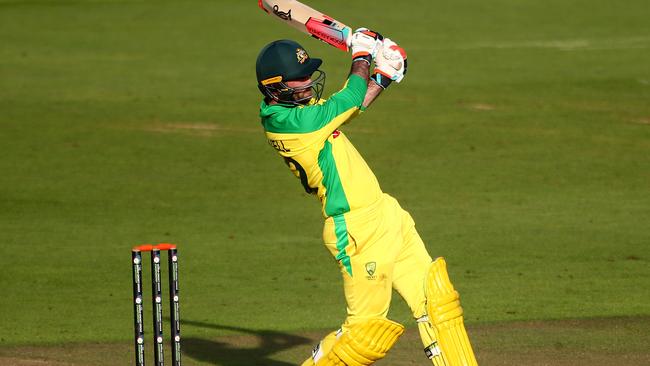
[372, 38, 408, 89]
[350, 28, 383, 64]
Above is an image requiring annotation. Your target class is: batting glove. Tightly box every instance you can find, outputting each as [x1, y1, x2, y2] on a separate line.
[371, 38, 408, 89]
[350, 28, 383, 65]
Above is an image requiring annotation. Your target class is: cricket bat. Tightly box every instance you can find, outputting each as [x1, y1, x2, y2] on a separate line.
[258, 0, 352, 52]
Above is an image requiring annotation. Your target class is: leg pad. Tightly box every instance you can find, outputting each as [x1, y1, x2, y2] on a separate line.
[425, 258, 478, 366]
[314, 318, 404, 366]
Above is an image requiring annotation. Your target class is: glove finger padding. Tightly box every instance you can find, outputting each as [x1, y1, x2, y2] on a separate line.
[372, 38, 408, 88]
[379, 39, 407, 81]
[350, 28, 383, 63]
[386, 43, 407, 79]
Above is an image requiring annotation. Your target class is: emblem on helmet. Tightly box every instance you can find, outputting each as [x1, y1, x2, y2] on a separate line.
[296, 48, 309, 64]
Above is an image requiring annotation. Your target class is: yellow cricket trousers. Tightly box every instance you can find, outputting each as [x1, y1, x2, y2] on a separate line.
[323, 193, 433, 330]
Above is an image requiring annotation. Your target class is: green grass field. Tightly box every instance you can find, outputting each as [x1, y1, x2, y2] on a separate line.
[1, 0, 649, 364]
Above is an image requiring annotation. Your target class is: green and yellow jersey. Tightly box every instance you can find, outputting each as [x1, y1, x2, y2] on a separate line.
[260, 74, 383, 219]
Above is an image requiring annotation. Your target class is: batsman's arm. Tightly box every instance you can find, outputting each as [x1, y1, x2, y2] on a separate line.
[350, 59, 370, 82]
[294, 28, 381, 130]
[312, 28, 375, 107]
[349, 58, 385, 110]
[361, 80, 384, 109]
[339, 60, 382, 110]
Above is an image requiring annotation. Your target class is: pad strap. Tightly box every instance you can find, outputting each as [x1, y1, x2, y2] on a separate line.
[417, 320, 450, 366]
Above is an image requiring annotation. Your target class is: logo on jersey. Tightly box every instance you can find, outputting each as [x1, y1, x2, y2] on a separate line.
[268, 139, 290, 152]
[296, 48, 309, 64]
[365, 262, 377, 278]
[332, 130, 341, 138]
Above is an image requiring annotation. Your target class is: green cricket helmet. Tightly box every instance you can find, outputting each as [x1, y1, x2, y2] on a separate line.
[256, 39, 326, 105]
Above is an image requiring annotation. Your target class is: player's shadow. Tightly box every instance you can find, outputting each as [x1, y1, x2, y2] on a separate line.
[179, 319, 313, 366]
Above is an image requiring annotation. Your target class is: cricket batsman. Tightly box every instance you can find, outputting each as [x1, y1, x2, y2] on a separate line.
[256, 29, 478, 365]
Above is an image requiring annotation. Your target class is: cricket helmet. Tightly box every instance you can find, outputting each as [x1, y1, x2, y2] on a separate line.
[256, 39, 326, 105]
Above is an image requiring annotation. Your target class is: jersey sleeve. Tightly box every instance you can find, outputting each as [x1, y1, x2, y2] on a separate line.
[295, 74, 367, 134]
[325, 74, 367, 113]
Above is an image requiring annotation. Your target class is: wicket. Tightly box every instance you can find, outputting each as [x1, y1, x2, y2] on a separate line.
[132, 243, 181, 366]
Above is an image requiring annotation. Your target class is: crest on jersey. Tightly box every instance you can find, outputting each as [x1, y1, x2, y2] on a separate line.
[365, 262, 376, 276]
[296, 48, 309, 64]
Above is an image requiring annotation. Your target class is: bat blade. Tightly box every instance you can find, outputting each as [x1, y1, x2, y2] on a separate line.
[258, 0, 352, 52]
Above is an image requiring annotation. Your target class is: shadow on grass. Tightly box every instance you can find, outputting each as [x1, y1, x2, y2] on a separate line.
[180, 319, 312, 366]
